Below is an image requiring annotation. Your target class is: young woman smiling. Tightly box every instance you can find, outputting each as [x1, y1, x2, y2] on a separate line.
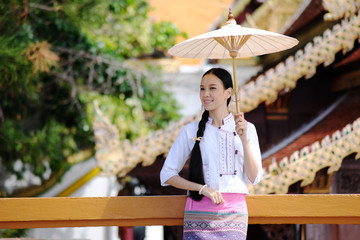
[160, 68, 263, 239]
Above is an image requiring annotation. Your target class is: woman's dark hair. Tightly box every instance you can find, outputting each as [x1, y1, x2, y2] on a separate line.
[188, 68, 233, 201]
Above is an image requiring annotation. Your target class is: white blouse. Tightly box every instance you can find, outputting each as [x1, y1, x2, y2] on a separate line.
[160, 113, 263, 194]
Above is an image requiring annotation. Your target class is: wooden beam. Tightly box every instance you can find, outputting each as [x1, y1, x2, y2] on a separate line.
[0, 196, 186, 229]
[1, 194, 360, 229]
[247, 194, 360, 224]
[329, 69, 360, 92]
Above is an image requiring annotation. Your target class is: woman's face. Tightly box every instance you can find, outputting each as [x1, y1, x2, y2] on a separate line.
[200, 73, 232, 112]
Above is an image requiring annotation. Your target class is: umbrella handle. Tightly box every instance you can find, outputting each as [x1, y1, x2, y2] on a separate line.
[232, 56, 245, 136]
[232, 56, 240, 113]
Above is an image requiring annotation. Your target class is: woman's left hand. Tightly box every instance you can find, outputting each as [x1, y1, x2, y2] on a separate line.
[234, 112, 247, 141]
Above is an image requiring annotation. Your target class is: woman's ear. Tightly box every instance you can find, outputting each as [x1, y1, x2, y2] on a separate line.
[226, 88, 233, 99]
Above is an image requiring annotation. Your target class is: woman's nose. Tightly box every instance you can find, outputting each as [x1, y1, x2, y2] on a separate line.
[203, 89, 210, 97]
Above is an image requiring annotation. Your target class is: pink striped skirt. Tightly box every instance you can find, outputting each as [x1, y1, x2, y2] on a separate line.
[183, 193, 248, 240]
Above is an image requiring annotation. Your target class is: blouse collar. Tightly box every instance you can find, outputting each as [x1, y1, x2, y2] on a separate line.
[207, 112, 233, 126]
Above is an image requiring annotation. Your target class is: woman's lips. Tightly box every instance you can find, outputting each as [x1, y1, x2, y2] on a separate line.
[202, 99, 213, 105]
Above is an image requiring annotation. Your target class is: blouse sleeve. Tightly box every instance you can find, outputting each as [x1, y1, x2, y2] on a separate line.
[245, 122, 263, 185]
[160, 124, 195, 186]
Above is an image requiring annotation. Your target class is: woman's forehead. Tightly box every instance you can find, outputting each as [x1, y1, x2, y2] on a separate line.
[200, 74, 222, 85]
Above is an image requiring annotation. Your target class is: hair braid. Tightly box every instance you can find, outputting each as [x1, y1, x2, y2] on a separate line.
[188, 110, 209, 201]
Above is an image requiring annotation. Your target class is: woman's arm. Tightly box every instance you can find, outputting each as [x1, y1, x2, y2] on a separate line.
[166, 175, 203, 191]
[234, 113, 260, 183]
[241, 139, 259, 183]
[166, 175, 225, 205]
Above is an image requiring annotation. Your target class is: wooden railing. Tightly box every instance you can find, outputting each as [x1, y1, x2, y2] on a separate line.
[1, 194, 360, 229]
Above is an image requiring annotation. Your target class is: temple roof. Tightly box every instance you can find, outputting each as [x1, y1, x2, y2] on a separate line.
[250, 91, 360, 194]
[262, 92, 360, 168]
[250, 116, 360, 194]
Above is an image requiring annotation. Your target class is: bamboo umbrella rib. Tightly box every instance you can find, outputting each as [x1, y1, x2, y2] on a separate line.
[204, 41, 219, 59]
[191, 40, 210, 58]
[206, 41, 225, 59]
[217, 39, 231, 59]
[240, 41, 256, 58]
[258, 35, 296, 50]
[235, 35, 246, 49]
[215, 37, 231, 51]
[177, 41, 203, 57]
[247, 35, 290, 55]
[237, 35, 252, 51]
[246, 36, 275, 54]
[179, 39, 214, 58]
[170, 39, 203, 57]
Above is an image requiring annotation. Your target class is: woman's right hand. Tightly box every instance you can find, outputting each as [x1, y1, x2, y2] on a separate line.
[201, 186, 225, 205]
[165, 176, 225, 205]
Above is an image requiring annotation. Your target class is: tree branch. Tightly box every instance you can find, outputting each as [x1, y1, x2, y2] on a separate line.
[52, 47, 149, 113]
[51, 72, 81, 110]
[29, 3, 62, 12]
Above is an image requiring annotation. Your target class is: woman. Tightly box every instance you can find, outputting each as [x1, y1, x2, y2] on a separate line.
[160, 68, 262, 239]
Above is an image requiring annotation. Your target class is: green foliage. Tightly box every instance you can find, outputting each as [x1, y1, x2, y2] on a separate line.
[77, 80, 182, 142]
[151, 21, 187, 52]
[0, 0, 183, 193]
[0, 229, 28, 238]
[0, 119, 75, 179]
[0, 36, 36, 102]
[79, 91, 150, 142]
[62, 0, 186, 57]
[141, 80, 181, 129]
[81, 0, 154, 57]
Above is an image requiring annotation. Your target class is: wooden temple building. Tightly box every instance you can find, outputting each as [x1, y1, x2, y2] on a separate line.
[93, 0, 360, 239]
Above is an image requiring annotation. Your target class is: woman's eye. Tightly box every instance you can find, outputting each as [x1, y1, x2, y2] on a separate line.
[210, 87, 216, 90]
[200, 88, 205, 90]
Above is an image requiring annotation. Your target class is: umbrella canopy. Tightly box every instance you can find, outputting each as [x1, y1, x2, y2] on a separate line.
[169, 24, 298, 59]
[168, 9, 299, 112]
[168, 10, 299, 59]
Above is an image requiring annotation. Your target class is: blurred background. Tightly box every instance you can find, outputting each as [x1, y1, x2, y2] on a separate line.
[1, 0, 360, 239]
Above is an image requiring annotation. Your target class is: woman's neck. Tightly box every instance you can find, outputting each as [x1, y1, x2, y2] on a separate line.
[209, 108, 229, 127]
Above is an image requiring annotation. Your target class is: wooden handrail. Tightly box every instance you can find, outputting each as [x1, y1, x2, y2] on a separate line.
[1, 194, 360, 229]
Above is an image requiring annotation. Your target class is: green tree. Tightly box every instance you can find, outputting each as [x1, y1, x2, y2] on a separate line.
[0, 0, 184, 199]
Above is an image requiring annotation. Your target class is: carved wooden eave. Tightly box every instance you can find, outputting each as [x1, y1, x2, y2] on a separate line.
[93, 101, 198, 177]
[237, 8, 360, 113]
[92, 1, 360, 181]
[240, 0, 304, 33]
[249, 117, 360, 194]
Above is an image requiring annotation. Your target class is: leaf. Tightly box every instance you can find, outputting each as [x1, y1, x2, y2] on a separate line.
[24, 41, 60, 74]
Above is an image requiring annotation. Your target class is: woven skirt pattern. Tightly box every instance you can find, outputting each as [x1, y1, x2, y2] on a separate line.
[183, 193, 248, 240]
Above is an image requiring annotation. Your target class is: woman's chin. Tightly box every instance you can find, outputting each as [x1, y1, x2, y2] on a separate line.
[203, 106, 214, 111]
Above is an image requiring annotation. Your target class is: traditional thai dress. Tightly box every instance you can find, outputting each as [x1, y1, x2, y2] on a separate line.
[160, 113, 263, 239]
